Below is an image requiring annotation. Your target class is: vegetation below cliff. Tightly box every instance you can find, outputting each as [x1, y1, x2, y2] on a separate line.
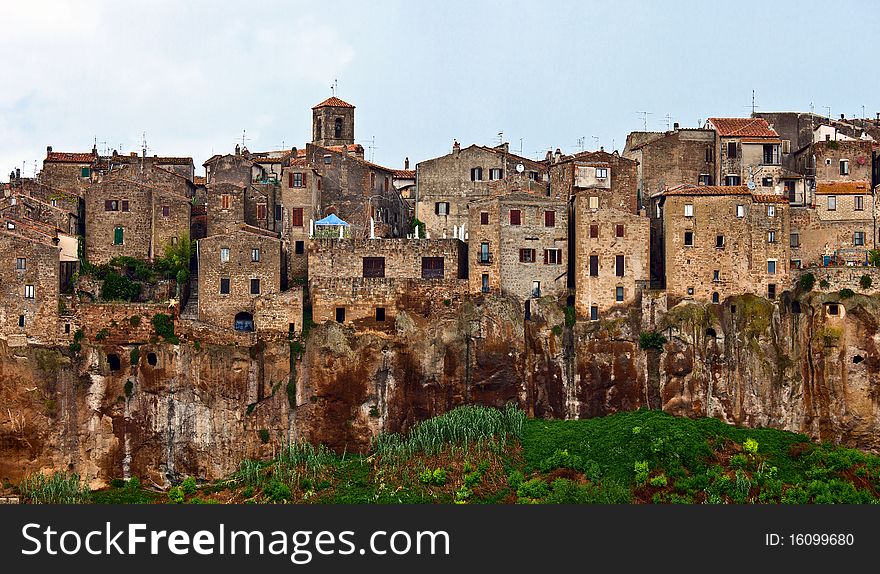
[18, 407, 880, 504]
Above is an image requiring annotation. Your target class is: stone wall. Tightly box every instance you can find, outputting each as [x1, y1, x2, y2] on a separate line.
[84, 178, 153, 264]
[813, 140, 873, 183]
[254, 289, 304, 334]
[550, 150, 639, 212]
[76, 302, 175, 344]
[790, 206, 876, 267]
[308, 237, 466, 281]
[624, 129, 717, 196]
[797, 266, 880, 294]
[0, 232, 60, 345]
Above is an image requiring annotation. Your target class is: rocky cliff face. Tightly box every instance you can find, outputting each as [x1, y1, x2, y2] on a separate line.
[2, 291, 879, 487]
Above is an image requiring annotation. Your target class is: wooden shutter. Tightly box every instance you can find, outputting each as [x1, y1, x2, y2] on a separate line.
[105, 200, 112, 211]
[543, 249, 548, 264]
[289, 172, 294, 187]
[302, 172, 307, 186]
[292, 208, 303, 227]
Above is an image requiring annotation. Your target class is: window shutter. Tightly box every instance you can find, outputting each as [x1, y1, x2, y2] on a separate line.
[303, 172, 308, 186]
[105, 200, 111, 211]
[289, 173, 294, 187]
[543, 250, 548, 264]
[435, 203, 440, 215]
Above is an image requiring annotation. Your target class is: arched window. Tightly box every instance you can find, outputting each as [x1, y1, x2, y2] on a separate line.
[234, 312, 254, 332]
[334, 118, 343, 138]
[711, 292, 719, 304]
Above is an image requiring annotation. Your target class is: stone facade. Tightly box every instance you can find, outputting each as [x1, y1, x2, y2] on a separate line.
[312, 97, 355, 148]
[39, 148, 98, 196]
[197, 227, 283, 331]
[416, 143, 550, 239]
[468, 193, 567, 300]
[308, 238, 467, 324]
[661, 186, 790, 302]
[0, 230, 60, 345]
[279, 158, 319, 280]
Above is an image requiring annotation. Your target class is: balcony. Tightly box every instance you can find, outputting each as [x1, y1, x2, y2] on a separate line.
[477, 254, 493, 265]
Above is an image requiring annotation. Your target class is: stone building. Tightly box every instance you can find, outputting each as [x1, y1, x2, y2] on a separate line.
[416, 142, 550, 239]
[84, 166, 192, 264]
[467, 193, 567, 300]
[279, 155, 321, 280]
[39, 147, 98, 195]
[196, 226, 288, 332]
[1, 192, 77, 235]
[660, 185, 790, 303]
[623, 126, 716, 204]
[105, 152, 196, 181]
[308, 238, 468, 325]
[312, 96, 355, 148]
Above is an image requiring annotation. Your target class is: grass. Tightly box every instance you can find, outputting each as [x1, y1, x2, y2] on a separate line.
[20, 472, 89, 504]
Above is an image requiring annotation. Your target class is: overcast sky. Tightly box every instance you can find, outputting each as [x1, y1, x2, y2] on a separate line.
[1, 0, 876, 180]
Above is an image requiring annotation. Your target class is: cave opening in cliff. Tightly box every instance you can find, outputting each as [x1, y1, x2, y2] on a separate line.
[107, 353, 121, 371]
[853, 355, 864, 364]
[791, 300, 801, 314]
[147, 352, 158, 366]
[706, 328, 717, 338]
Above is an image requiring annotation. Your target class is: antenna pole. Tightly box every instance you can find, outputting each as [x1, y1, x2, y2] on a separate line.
[751, 89, 755, 115]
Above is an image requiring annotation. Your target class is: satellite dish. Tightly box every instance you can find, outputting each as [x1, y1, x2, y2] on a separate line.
[747, 180, 756, 191]
[516, 163, 525, 173]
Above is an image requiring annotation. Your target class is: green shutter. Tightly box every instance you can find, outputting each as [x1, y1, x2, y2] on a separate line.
[114, 227, 124, 245]
[81, 167, 90, 178]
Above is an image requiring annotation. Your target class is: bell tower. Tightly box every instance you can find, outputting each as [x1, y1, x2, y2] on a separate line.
[312, 96, 355, 147]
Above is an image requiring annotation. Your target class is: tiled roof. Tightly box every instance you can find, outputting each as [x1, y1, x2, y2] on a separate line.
[752, 194, 790, 204]
[193, 176, 206, 185]
[816, 181, 870, 195]
[312, 96, 355, 109]
[708, 118, 778, 138]
[663, 185, 752, 197]
[45, 151, 96, 163]
[393, 170, 415, 179]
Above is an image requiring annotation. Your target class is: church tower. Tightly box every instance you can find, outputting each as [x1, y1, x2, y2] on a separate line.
[312, 97, 355, 147]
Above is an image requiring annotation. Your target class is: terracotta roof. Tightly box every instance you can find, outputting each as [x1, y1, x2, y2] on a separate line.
[193, 176, 206, 185]
[44, 151, 96, 163]
[816, 181, 870, 195]
[708, 118, 778, 138]
[752, 194, 790, 204]
[393, 170, 415, 179]
[312, 96, 355, 109]
[663, 185, 752, 197]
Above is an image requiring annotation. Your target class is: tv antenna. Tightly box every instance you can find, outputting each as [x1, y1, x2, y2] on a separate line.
[497, 131, 504, 146]
[592, 135, 600, 149]
[664, 113, 672, 130]
[237, 129, 252, 149]
[823, 106, 831, 119]
[751, 89, 756, 114]
[637, 111, 652, 131]
[331, 78, 338, 96]
[368, 135, 377, 162]
[519, 137, 523, 155]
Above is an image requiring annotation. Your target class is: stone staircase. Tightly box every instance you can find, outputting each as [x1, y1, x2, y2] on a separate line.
[180, 254, 199, 320]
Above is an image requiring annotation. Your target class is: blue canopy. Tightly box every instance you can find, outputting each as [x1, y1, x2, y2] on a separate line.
[314, 214, 350, 226]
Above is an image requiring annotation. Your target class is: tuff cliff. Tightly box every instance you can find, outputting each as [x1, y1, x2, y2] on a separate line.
[1, 291, 879, 488]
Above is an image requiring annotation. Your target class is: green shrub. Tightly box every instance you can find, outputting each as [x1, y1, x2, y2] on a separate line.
[124, 380, 134, 398]
[110, 478, 125, 489]
[507, 470, 525, 489]
[860, 274, 872, 289]
[649, 474, 668, 487]
[20, 471, 88, 504]
[181, 476, 197, 495]
[369, 405, 379, 418]
[799, 273, 815, 291]
[167, 486, 184, 504]
[639, 331, 667, 351]
[564, 305, 576, 327]
[94, 328, 109, 341]
[151, 313, 179, 344]
[286, 380, 297, 409]
[839, 288, 855, 299]
[517, 478, 549, 500]
[418, 468, 447, 486]
[69, 342, 82, 353]
[258, 429, 270, 443]
[129, 315, 141, 327]
[552, 325, 563, 336]
[730, 453, 749, 469]
[744, 438, 759, 456]
[127, 476, 141, 491]
[101, 271, 141, 301]
[129, 347, 140, 365]
[264, 479, 291, 502]
[819, 279, 830, 289]
[634, 460, 650, 484]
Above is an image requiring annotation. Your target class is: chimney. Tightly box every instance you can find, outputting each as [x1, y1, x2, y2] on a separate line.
[404, 157, 410, 170]
[545, 150, 552, 162]
[554, 148, 562, 163]
[46, 145, 53, 154]
[235, 144, 241, 156]
[452, 140, 460, 156]
[673, 122, 679, 130]
[291, 146, 297, 158]
[16, 168, 20, 179]
[840, 114, 845, 120]
[600, 146, 604, 152]
[130, 152, 137, 157]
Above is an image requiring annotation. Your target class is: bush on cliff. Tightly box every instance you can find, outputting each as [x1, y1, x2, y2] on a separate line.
[639, 331, 667, 351]
[799, 272, 815, 291]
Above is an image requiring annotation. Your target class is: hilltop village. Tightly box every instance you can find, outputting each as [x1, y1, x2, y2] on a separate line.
[3, 97, 879, 346]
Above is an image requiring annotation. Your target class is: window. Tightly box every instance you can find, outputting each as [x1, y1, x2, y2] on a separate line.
[589, 255, 599, 276]
[295, 241, 304, 254]
[489, 168, 503, 180]
[257, 203, 267, 220]
[590, 224, 599, 238]
[827, 303, 839, 316]
[171, 237, 178, 246]
[768, 284, 777, 300]
[705, 146, 712, 163]
[687, 287, 694, 296]
[435, 202, 450, 216]
[480, 242, 490, 263]
[80, 167, 90, 178]
[767, 260, 777, 274]
[684, 203, 694, 217]
[519, 248, 536, 263]
[219, 278, 230, 294]
[854, 231, 866, 246]
[113, 226, 124, 245]
[470, 167, 483, 181]
[375, 307, 386, 322]
[250, 278, 261, 295]
[727, 141, 737, 158]
[323, 155, 332, 165]
[763, 144, 780, 165]
[699, 174, 712, 186]
[24, 284, 34, 299]
[716, 235, 724, 248]
[782, 140, 791, 154]
[529, 171, 541, 181]
[162, 205, 170, 217]
[590, 306, 598, 321]
[616, 224, 625, 238]
[588, 196, 599, 209]
[105, 200, 119, 211]
[509, 209, 522, 225]
[480, 212, 489, 225]
[762, 177, 773, 187]
[840, 159, 849, 176]
[481, 274, 489, 293]
[791, 259, 802, 269]
[736, 204, 745, 218]
[251, 248, 261, 262]
[6, 222, 13, 230]
[65, 323, 70, 334]
[855, 195, 865, 211]
[615, 255, 625, 277]
[767, 205, 776, 217]
[684, 231, 693, 246]
[421, 257, 444, 279]
[531, 281, 541, 298]
[596, 167, 608, 178]
[291, 172, 304, 187]
[221, 194, 230, 210]
[335, 307, 345, 323]
[725, 175, 741, 186]
[220, 248, 230, 263]
[370, 173, 376, 189]
[544, 249, 562, 265]
[291, 207, 304, 227]
[827, 195, 837, 211]
[713, 270, 720, 282]
[16, 257, 25, 270]
[121, 200, 129, 212]
[712, 292, 720, 304]
[768, 231, 777, 243]
[334, 117, 343, 138]
[363, 257, 386, 277]
[615, 286, 624, 302]
[544, 210, 556, 227]
[18, 315, 25, 327]
[51, 199, 57, 207]
[384, 177, 390, 192]
[790, 232, 800, 248]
